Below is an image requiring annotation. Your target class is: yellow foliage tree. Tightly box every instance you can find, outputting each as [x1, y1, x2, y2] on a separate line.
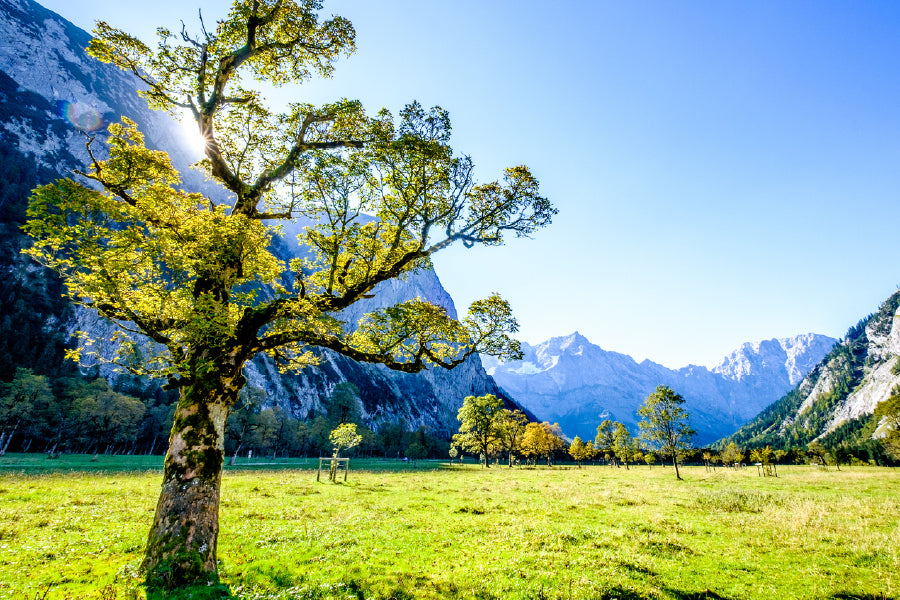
[22, 1, 554, 590]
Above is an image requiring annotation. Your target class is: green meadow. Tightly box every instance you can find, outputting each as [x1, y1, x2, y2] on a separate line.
[1, 455, 897, 600]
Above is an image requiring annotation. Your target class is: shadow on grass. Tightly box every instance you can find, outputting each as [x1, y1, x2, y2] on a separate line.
[582, 583, 736, 600]
[137, 579, 752, 600]
[145, 583, 234, 600]
[664, 589, 735, 600]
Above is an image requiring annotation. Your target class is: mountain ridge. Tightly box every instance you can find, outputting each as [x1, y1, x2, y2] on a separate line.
[721, 288, 900, 451]
[482, 331, 837, 444]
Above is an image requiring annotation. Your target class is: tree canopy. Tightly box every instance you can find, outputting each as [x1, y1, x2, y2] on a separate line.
[453, 393, 503, 467]
[521, 421, 566, 466]
[637, 385, 695, 480]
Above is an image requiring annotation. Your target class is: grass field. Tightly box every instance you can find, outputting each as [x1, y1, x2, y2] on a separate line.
[0, 455, 897, 600]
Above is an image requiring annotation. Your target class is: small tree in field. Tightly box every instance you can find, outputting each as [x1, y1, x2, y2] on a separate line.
[612, 422, 636, 470]
[329, 422, 362, 458]
[521, 421, 565, 466]
[22, 1, 554, 589]
[637, 385, 695, 481]
[453, 394, 503, 468]
[749, 446, 774, 465]
[496, 408, 528, 467]
[721, 442, 743, 467]
[448, 446, 458, 464]
[569, 435, 594, 467]
[327, 422, 361, 481]
[405, 441, 427, 466]
[595, 419, 616, 466]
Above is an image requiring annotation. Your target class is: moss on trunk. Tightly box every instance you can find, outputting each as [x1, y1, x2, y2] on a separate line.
[142, 369, 240, 591]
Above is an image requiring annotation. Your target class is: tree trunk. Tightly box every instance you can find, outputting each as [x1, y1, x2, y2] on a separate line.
[0, 419, 21, 455]
[141, 366, 242, 591]
[672, 452, 681, 480]
[229, 441, 243, 466]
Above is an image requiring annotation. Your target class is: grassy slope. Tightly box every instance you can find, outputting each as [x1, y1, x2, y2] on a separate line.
[0, 456, 898, 600]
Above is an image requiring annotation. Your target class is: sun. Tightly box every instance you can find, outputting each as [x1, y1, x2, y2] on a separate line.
[178, 109, 208, 157]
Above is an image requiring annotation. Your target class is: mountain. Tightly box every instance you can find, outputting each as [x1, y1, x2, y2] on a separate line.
[721, 289, 900, 450]
[0, 0, 523, 438]
[482, 331, 837, 444]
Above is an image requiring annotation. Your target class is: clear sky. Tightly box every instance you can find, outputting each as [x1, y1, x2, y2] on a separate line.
[40, 0, 900, 368]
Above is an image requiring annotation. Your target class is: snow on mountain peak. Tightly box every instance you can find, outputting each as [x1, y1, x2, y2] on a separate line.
[488, 330, 836, 443]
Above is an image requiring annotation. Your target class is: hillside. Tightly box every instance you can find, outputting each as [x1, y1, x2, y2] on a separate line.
[721, 288, 900, 451]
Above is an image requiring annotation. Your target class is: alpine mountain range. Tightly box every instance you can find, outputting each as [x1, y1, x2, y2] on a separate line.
[481, 332, 837, 444]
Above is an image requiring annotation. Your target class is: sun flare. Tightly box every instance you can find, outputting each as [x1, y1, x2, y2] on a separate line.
[179, 109, 207, 156]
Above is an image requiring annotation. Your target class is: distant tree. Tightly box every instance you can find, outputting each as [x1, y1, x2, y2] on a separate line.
[225, 408, 257, 466]
[356, 425, 379, 458]
[568, 435, 587, 466]
[329, 422, 362, 458]
[875, 394, 900, 461]
[143, 402, 176, 456]
[612, 422, 636, 470]
[749, 446, 774, 465]
[328, 382, 361, 425]
[594, 419, 616, 466]
[448, 446, 458, 464]
[247, 408, 279, 456]
[632, 449, 644, 466]
[721, 442, 744, 467]
[496, 408, 528, 467]
[702, 450, 713, 472]
[637, 385, 695, 480]
[643, 451, 657, 468]
[269, 406, 300, 459]
[806, 441, 828, 467]
[884, 430, 900, 462]
[521, 421, 566, 466]
[72, 381, 145, 458]
[377, 421, 407, 459]
[405, 441, 427, 466]
[0, 368, 54, 455]
[832, 445, 852, 470]
[570, 436, 597, 466]
[453, 394, 503, 468]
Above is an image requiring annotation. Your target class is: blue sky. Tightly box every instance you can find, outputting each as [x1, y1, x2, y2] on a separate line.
[41, 0, 900, 367]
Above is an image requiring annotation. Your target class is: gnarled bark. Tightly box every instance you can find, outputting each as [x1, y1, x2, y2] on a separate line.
[141, 368, 242, 589]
